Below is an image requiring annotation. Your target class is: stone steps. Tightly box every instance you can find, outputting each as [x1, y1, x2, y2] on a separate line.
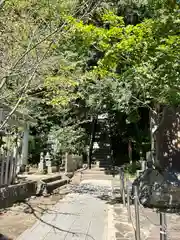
[92, 150, 112, 167]
[92, 149, 111, 154]
[83, 168, 112, 176]
[85, 167, 106, 172]
[83, 171, 106, 174]
[81, 174, 113, 181]
[36, 174, 69, 195]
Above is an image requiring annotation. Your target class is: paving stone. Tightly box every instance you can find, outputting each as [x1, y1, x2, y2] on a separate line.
[43, 232, 66, 240]
[18, 170, 180, 240]
[16, 179, 112, 240]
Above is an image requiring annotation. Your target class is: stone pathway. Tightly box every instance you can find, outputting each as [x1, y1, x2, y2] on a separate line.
[16, 179, 116, 240]
[16, 168, 180, 240]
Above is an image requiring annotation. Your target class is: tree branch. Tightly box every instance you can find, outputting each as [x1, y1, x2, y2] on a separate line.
[0, 42, 53, 130]
[0, 0, 101, 91]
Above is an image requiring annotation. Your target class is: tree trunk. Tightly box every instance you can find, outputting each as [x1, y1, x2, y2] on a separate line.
[88, 116, 97, 169]
[150, 104, 167, 170]
[108, 116, 115, 174]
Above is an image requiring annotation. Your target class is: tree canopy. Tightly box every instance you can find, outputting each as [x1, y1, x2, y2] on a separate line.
[0, 0, 179, 161]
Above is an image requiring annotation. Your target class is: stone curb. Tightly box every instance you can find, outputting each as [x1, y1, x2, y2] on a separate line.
[0, 181, 37, 209]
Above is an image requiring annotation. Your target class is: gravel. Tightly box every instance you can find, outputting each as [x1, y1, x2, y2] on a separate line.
[68, 183, 113, 197]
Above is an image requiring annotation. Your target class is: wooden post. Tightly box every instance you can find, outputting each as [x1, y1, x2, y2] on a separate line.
[15, 136, 22, 174]
[4, 154, 10, 185]
[8, 153, 14, 185]
[0, 153, 5, 186]
[12, 146, 18, 184]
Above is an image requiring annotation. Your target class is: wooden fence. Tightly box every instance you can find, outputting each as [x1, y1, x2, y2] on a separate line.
[0, 152, 18, 187]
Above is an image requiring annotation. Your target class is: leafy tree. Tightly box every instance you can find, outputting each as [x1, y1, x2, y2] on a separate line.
[64, 7, 180, 112]
[48, 125, 88, 155]
[0, 0, 94, 128]
[1, 0, 179, 165]
[45, 1, 179, 163]
[0, 0, 100, 160]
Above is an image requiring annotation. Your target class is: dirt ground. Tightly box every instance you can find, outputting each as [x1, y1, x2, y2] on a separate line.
[0, 172, 81, 239]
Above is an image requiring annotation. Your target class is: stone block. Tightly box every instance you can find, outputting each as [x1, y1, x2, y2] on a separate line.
[0, 181, 37, 209]
[132, 169, 180, 208]
[65, 154, 83, 173]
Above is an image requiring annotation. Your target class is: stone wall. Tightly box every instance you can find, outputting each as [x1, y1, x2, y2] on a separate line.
[0, 181, 37, 209]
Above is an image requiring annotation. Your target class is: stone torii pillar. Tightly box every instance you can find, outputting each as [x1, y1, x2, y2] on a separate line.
[21, 122, 29, 167]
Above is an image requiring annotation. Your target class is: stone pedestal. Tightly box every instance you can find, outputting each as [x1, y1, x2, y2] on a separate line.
[96, 161, 100, 168]
[38, 152, 47, 174]
[46, 160, 52, 174]
[45, 152, 52, 174]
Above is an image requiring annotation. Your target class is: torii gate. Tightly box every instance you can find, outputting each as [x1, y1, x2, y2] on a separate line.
[0, 103, 36, 172]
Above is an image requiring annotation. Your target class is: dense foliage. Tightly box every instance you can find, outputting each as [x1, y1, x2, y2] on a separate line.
[0, 0, 179, 163]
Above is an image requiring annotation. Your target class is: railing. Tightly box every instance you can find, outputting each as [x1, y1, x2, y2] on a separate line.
[116, 164, 170, 240]
[0, 152, 18, 187]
